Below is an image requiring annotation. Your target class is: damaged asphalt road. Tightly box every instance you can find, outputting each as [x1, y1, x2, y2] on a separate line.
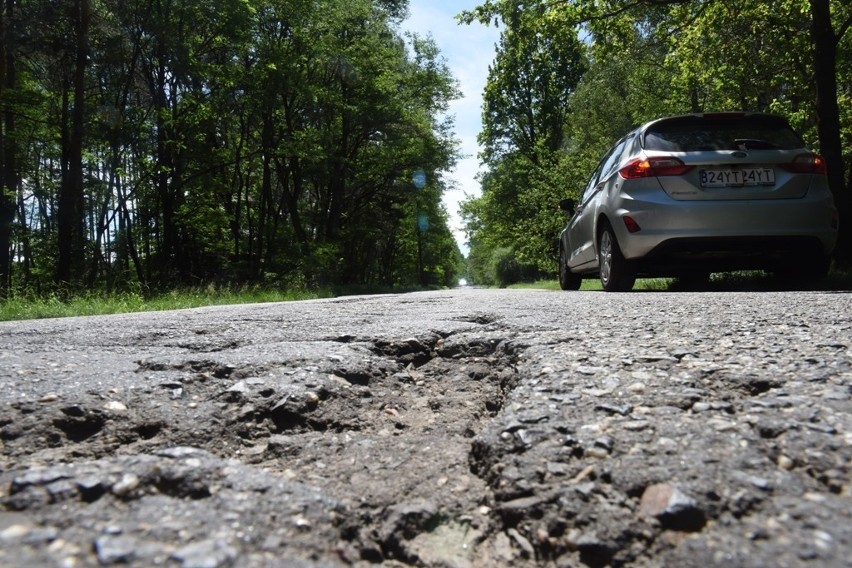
[0, 288, 850, 567]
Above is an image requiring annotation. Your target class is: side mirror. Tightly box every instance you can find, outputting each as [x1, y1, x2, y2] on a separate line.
[559, 198, 575, 214]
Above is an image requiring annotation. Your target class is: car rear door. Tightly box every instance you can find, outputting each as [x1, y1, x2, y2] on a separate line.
[567, 137, 629, 268]
[565, 161, 604, 269]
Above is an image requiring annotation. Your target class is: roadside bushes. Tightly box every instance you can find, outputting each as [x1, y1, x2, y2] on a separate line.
[467, 246, 540, 287]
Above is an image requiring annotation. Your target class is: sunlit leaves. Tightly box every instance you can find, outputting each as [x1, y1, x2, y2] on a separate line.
[479, 1, 585, 163]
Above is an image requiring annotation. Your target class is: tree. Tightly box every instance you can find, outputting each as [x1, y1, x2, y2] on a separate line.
[476, 1, 585, 164]
[810, 0, 852, 264]
[463, 0, 852, 268]
[1, 0, 462, 297]
[0, 0, 18, 297]
[55, 0, 90, 289]
[459, 0, 587, 275]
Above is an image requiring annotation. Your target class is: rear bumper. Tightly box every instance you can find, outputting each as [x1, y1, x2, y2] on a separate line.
[637, 235, 827, 275]
[610, 189, 837, 274]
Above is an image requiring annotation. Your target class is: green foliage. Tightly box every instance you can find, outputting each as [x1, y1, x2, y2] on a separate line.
[462, 0, 852, 278]
[460, 1, 587, 282]
[477, 1, 586, 163]
[1, 0, 463, 298]
[492, 246, 539, 287]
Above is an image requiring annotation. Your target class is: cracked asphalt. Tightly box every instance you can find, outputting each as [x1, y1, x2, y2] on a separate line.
[0, 288, 850, 567]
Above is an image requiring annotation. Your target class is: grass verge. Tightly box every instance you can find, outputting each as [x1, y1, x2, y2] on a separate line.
[510, 269, 852, 293]
[508, 278, 671, 291]
[0, 286, 332, 322]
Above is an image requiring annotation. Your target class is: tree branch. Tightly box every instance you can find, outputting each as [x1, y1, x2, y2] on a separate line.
[836, 13, 852, 45]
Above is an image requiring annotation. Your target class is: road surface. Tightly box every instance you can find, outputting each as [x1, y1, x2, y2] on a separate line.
[1, 288, 850, 567]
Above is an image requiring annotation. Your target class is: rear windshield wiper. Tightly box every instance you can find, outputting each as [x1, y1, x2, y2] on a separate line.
[734, 138, 779, 150]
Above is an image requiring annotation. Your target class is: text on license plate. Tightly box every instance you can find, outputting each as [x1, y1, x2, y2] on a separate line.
[700, 168, 775, 187]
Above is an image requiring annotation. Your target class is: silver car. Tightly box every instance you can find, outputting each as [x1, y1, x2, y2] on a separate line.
[558, 112, 838, 291]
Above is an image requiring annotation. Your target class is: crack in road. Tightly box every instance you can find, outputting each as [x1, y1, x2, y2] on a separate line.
[2, 319, 529, 566]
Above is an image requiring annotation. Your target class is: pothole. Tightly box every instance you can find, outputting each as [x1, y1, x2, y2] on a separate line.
[190, 329, 522, 563]
[53, 407, 108, 443]
[1, 329, 526, 565]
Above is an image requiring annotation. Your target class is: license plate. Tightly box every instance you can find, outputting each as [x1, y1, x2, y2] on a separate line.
[700, 168, 775, 188]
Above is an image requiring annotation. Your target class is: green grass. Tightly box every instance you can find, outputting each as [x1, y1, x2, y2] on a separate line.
[510, 269, 852, 293]
[0, 286, 332, 322]
[508, 278, 672, 291]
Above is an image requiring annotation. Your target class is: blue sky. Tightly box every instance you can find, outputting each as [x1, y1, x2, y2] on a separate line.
[401, 1, 500, 253]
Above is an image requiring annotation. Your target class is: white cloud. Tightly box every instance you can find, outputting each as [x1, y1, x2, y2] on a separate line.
[401, 2, 499, 254]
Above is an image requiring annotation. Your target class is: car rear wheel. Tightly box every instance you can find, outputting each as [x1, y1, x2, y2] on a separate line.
[559, 246, 582, 291]
[599, 225, 636, 292]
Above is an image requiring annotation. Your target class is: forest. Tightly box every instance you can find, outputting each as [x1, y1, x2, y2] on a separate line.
[460, 0, 852, 286]
[2, 1, 851, 298]
[0, 0, 463, 298]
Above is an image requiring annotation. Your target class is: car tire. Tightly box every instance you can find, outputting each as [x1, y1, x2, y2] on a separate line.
[559, 246, 582, 291]
[598, 224, 636, 292]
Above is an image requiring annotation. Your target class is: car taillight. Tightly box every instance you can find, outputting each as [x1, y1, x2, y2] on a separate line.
[780, 153, 828, 174]
[619, 157, 694, 179]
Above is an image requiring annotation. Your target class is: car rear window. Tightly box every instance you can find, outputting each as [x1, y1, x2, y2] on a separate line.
[643, 115, 804, 152]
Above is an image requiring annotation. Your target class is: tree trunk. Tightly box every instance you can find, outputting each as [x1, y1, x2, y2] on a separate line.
[118, 183, 146, 289]
[809, 0, 850, 265]
[256, 113, 274, 279]
[0, 0, 17, 297]
[56, 0, 89, 288]
[276, 157, 308, 245]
